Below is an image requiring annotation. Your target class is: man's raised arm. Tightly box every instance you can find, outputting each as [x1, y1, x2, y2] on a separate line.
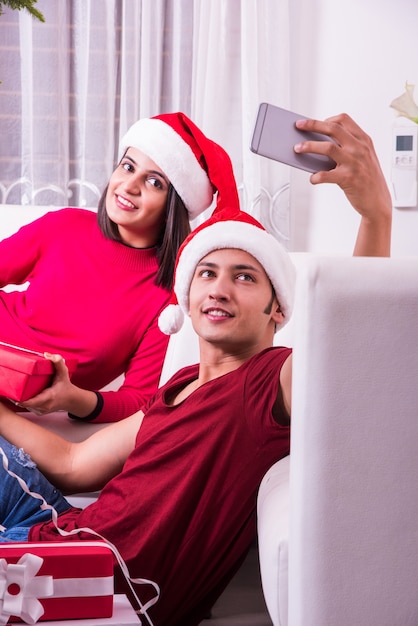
[295, 113, 392, 257]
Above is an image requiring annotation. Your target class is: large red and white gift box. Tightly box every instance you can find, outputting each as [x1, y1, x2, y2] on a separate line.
[0, 343, 77, 402]
[0, 542, 114, 624]
[26, 596, 141, 626]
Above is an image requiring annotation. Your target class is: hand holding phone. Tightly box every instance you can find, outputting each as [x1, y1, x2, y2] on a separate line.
[250, 103, 336, 173]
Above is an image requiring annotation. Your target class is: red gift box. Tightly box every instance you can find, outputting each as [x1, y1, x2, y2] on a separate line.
[0, 343, 77, 402]
[0, 542, 114, 623]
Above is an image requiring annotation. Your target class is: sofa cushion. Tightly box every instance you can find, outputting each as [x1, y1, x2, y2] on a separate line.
[257, 455, 290, 626]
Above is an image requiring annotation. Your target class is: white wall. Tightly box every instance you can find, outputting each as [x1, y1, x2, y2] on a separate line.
[288, 0, 418, 257]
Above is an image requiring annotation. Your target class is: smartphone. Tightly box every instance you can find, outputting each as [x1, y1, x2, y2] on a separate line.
[250, 103, 336, 173]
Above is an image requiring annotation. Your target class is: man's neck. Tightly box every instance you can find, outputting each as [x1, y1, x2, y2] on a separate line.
[169, 334, 275, 406]
[169, 344, 267, 407]
[169, 353, 248, 406]
[196, 335, 274, 383]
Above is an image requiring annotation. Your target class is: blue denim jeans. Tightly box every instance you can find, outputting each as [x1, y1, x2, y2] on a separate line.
[0, 436, 72, 542]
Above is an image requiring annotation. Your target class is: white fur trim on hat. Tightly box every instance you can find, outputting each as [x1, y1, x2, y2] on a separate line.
[119, 118, 213, 219]
[159, 220, 296, 335]
[158, 303, 184, 336]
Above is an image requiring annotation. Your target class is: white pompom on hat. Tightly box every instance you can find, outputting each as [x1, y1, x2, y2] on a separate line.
[119, 112, 240, 220]
[158, 209, 296, 335]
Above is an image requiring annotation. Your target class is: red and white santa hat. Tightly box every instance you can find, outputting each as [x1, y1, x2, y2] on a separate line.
[158, 208, 296, 335]
[119, 112, 239, 220]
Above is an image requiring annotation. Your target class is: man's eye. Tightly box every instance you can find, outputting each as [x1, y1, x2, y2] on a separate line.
[200, 269, 214, 278]
[236, 273, 254, 282]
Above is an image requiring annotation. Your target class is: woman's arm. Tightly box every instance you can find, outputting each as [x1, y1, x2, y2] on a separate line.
[0, 401, 142, 493]
[21, 317, 169, 423]
[0, 214, 46, 286]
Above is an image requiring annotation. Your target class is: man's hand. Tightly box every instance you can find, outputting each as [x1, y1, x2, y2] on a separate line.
[295, 113, 392, 256]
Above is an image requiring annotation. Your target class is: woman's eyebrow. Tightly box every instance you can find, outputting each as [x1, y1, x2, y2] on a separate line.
[123, 155, 169, 184]
[148, 169, 170, 184]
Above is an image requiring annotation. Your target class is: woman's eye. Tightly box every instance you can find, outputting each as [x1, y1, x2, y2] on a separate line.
[148, 177, 163, 189]
[200, 269, 214, 278]
[122, 162, 134, 172]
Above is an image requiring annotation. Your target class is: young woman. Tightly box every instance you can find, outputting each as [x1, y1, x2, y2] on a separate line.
[0, 112, 240, 422]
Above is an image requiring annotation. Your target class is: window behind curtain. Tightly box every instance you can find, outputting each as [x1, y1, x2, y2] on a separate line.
[0, 0, 291, 250]
[0, 0, 193, 207]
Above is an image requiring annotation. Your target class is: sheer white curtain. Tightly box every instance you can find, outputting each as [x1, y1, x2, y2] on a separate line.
[0, 0, 290, 242]
[192, 0, 291, 242]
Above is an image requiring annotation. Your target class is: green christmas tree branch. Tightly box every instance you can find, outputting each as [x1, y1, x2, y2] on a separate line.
[0, 0, 45, 22]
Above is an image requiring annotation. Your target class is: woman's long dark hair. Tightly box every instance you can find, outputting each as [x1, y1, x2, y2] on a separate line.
[97, 184, 191, 291]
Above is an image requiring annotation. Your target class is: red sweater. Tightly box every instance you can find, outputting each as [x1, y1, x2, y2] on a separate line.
[0, 208, 170, 421]
[30, 347, 292, 626]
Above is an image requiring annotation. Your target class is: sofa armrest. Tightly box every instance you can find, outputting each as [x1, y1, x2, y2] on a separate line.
[257, 455, 290, 626]
[288, 256, 418, 626]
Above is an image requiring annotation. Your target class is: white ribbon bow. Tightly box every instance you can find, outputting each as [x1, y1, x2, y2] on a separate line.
[0, 554, 53, 625]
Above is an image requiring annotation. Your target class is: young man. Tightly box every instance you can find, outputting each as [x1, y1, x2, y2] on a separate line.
[0, 114, 392, 626]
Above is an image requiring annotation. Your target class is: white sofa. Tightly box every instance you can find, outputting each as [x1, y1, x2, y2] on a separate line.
[257, 255, 418, 626]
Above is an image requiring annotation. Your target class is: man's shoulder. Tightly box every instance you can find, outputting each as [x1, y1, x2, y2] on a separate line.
[247, 346, 292, 368]
[241, 346, 292, 383]
[164, 349, 291, 386]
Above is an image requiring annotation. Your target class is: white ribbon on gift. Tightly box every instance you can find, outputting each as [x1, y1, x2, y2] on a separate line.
[0, 341, 45, 357]
[0, 553, 53, 625]
[0, 552, 114, 625]
[1, 444, 160, 626]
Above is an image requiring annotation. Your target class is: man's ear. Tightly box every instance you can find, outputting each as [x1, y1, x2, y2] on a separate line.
[271, 304, 285, 325]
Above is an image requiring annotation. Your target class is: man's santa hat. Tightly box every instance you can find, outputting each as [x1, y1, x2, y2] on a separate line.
[119, 112, 239, 220]
[158, 209, 296, 335]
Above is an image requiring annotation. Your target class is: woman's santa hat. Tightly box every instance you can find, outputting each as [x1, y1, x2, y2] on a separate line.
[158, 209, 296, 335]
[119, 112, 239, 220]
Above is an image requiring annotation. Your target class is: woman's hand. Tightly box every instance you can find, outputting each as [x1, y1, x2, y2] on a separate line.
[20, 353, 98, 417]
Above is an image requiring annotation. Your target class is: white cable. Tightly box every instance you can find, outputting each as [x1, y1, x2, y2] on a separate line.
[0, 445, 159, 626]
